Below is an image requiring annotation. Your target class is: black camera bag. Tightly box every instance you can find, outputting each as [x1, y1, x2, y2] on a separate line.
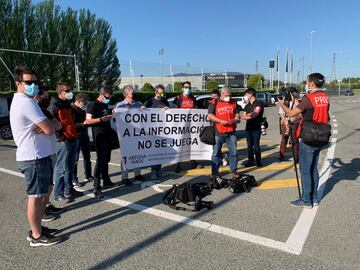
[163, 180, 212, 212]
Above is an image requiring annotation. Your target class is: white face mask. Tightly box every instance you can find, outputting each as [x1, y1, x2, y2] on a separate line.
[243, 95, 250, 103]
[223, 96, 230, 102]
[65, 92, 74, 100]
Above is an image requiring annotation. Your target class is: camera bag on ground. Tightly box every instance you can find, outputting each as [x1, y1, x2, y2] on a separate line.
[228, 174, 258, 193]
[211, 175, 228, 190]
[162, 180, 213, 212]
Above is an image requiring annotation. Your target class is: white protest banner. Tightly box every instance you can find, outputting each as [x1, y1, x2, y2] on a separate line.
[114, 108, 212, 170]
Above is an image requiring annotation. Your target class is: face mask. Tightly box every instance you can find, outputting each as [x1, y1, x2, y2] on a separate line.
[243, 95, 250, 103]
[24, 83, 39, 97]
[184, 88, 191, 96]
[223, 96, 230, 102]
[160, 92, 165, 98]
[65, 92, 74, 100]
[102, 98, 110, 104]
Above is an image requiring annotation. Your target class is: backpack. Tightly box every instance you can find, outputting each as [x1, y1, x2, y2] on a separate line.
[228, 174, 258, 193]
[162, 180, 213, 212]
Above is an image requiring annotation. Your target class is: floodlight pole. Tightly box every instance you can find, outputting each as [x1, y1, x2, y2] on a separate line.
[0, 48, 79, 91]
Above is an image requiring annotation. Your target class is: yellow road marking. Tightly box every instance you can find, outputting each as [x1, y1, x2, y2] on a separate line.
[168, 161, 294, 176]
[257, 179, 301, 190]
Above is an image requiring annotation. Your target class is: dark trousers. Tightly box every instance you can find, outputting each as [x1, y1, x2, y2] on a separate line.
[93, 133, 112, 191]
[279, 122, 299, 161]
[246, 129, 261, 165]
[74, 134, 92, 181]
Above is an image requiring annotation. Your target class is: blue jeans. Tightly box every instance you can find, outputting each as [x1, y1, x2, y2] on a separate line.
[299, 140, 322, 204]
[74, 135, 92, 181]
[54, 139, 77, 199]
[212, 132, 238, 175]
[246, 129, 261, 165]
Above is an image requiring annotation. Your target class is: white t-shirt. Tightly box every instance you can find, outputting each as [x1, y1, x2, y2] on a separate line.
[10, 93, 56, 161]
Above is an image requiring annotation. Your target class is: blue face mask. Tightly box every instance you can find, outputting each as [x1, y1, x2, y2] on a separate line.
[24, 83, 39, 97]
[102, 98, 110, 104]
[184, 88, 191, 96]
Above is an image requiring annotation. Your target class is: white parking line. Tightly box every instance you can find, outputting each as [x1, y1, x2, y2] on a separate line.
[333, 123, 338, 128]
[285, 138, 337, 252]
[333, 119, 337, 122]
[333, 130, 338, 134]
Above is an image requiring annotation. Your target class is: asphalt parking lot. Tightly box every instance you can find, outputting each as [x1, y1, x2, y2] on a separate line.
[1, 95, 359, 270]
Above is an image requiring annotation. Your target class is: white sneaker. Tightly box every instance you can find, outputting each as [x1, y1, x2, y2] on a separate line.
[222, 158, 228, 167]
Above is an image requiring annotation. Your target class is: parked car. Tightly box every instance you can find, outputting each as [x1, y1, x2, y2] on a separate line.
[256, 92, 270, 107]
[344, 89, 354, 96]
[232, 96, 247, 110]
[0, 115, 13, 140]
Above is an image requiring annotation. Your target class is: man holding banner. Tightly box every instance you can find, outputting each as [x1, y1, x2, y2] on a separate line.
[172, 81, 202, 173]
[208, 86, 241, 178]
[145, 84, 170, 180]
[114, 85, 145, 185]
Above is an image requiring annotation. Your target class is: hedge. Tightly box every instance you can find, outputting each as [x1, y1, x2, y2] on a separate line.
[0, 89, 276, 104]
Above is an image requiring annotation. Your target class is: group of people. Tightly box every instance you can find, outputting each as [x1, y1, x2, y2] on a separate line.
[9, 64, 329, 247]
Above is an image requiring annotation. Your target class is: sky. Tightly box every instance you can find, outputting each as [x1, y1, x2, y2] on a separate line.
[37, 0, 360, 80]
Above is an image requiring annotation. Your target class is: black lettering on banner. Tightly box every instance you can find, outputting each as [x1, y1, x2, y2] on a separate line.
[155, 139, 167, 148]
[138, 140, 152, 149]
[151, 113, 163, 123]
[123, 128, 131, 137]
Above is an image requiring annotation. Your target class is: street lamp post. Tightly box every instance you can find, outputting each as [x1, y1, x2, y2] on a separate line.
[337, 79, 341, 96]
[158, 49, 164, 84]
[309, 30, 316, 73]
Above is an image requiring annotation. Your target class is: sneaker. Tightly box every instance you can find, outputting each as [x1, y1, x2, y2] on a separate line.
[134, 175, 145, 181]
[312, 201, 319, 207]
[123, 179, 133, 186]
[46, 203, 64, 215]
[27, 226, 59, 241]
[30, 233, 62, 247]
[175, 164, 182, 173]
[93, 190, 104, 200]
[290, 199, 313, 209]
[64, 193, 74, 201]
[103, 181, 116, 189]
[72, 181, 82, 188]
[41, 213, 56, 222]
[85, 176, 94, 182]
[54, 196, 71, 204]
[222, 158, 228, 167]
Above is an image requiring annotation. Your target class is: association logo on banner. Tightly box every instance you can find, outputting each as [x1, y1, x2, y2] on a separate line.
[114, 108, 213, 170]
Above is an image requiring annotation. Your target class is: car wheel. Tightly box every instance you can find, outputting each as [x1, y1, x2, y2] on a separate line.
[0, 125, 13, 140]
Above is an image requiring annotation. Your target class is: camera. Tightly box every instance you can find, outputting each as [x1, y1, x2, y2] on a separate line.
[260, 117, 268, 136]
[276, 87, 293, 102]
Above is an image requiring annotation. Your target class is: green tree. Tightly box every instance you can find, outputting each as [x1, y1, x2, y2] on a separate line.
[247, 74, 265, 89]
[141, 83, 154, 92]
[174, 81, 182, 92]
[206, 79, 219, 91]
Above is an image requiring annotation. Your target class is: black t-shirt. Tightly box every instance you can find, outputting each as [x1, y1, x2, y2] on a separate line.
[145, 97, 170, 108]
[244, 100, 264, 131]
[88, 100, 112, 137]
[71, 103, 87, 137]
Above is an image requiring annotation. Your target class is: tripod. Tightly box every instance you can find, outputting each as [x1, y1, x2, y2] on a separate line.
[287, 122, 301, 199]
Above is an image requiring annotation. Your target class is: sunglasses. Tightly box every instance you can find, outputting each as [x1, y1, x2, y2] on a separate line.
[23, 80, 39, 86]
